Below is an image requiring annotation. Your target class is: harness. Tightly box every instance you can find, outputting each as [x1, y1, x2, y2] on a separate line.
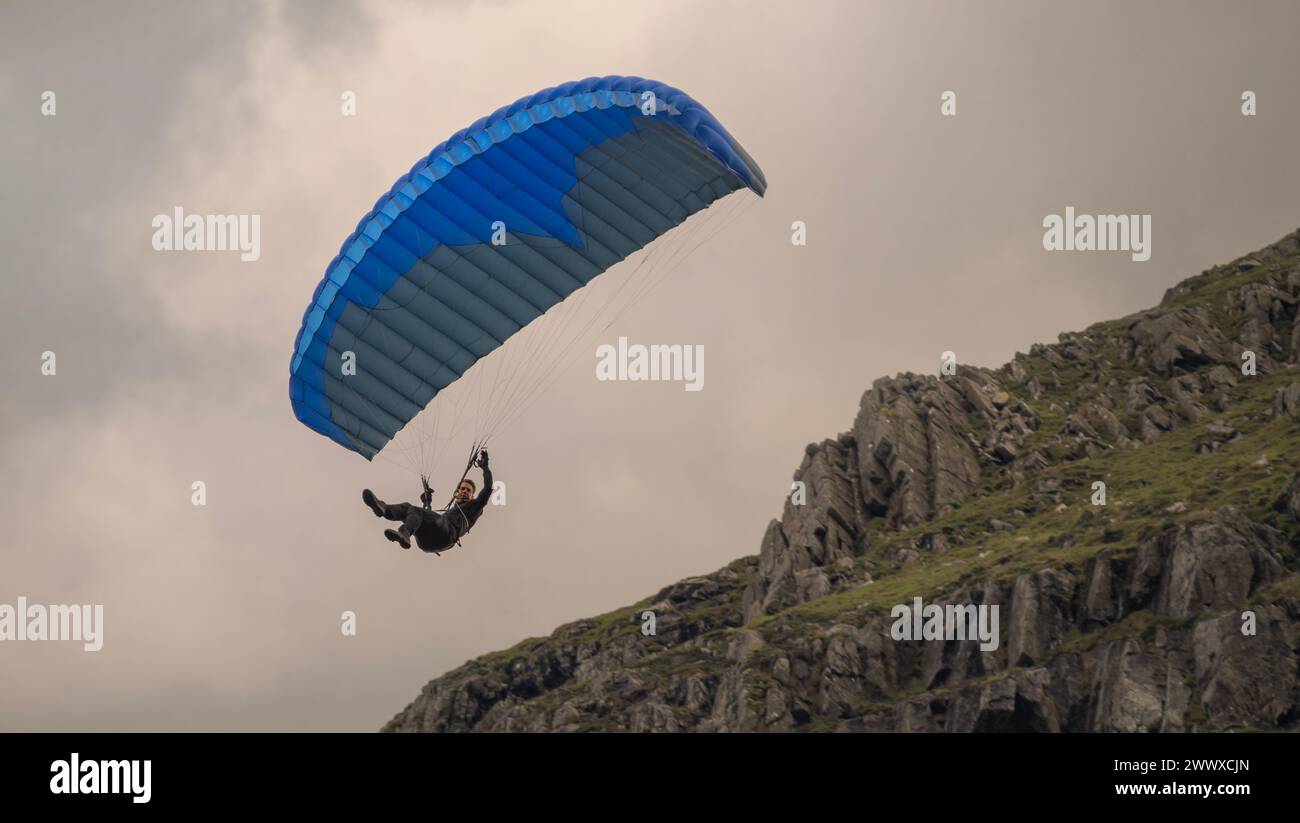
[418, 442, 485, 556]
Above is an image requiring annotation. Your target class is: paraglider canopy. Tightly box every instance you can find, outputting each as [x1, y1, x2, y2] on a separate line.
[289, 75, 766, 472]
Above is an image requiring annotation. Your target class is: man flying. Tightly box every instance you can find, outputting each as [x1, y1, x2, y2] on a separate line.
[361, 449, 494, 554]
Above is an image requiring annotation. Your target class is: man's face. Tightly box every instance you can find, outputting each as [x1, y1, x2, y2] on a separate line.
[454, 482, 474, 503]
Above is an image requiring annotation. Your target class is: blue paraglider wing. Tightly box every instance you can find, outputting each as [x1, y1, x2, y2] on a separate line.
[289, 75, 766, 459]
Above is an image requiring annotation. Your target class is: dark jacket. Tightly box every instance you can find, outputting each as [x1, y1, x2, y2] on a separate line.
[444, 465, 493, 540]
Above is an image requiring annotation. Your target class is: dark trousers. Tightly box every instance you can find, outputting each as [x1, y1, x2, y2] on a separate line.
[381, 503, 457, 552]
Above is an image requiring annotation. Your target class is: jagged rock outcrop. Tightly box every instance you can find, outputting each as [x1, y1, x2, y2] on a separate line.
[743, 436, 863, 621]
[385, 229, 1300, 733]
[1126, 508, 1286, 618]
[1128, 307, 1224, 376]
[855, 373, 988, 526]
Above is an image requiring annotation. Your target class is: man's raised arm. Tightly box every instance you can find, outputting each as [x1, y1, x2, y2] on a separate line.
[474, 451, 493, 507]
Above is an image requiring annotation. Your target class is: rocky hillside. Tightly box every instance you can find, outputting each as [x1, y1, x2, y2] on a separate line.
[383, 230, 1300, 732]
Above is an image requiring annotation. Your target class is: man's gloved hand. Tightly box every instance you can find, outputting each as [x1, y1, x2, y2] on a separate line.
[477, 449, 490, 469]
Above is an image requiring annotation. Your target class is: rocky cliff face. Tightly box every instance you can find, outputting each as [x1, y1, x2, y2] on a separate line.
[383, 230, 1300, 732]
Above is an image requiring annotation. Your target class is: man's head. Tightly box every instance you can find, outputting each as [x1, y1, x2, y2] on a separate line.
[453, 479, 476, 503]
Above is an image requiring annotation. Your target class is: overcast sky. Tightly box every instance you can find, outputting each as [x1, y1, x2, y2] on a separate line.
[2, 0, 1298, 730]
